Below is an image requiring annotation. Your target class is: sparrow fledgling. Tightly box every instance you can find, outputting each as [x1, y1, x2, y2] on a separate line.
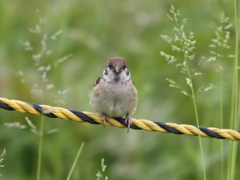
[90, 57, 138, 132]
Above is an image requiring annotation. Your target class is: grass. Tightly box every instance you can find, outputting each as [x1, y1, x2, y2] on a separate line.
[66, 142, 84, 180]
[227, 1, 239, 179]
[16, 9, 73, 180]
[0, 149, 6, 177]
[206, 9, 237, 180]
[96, 158, 108, 180]
[36, 116, 45, 180]
[161, 5, 207, 179]
[0, 0, 239, 179]
[161, 3, 239, 180]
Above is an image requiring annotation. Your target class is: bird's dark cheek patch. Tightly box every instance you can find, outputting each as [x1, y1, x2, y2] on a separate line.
[104, 70, 108, 75]
[126, 70, 129, 76]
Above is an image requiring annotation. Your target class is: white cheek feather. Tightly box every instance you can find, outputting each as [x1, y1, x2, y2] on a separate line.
[103, 70, 115, 82]
[121, 69, 131, 81]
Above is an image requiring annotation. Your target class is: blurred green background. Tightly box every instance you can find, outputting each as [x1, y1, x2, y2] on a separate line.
[0, 0, 239, 179]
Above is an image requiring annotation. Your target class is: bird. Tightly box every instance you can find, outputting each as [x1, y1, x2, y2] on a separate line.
[90, 57, 138, 132]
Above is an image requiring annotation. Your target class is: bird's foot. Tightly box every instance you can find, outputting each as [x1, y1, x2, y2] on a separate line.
[101, 113, 109, 128]
[125, 113, 132, 133]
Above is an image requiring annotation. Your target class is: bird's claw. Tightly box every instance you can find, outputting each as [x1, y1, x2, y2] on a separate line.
[101, 113, 108, 128]
[125, 113, 132, 133]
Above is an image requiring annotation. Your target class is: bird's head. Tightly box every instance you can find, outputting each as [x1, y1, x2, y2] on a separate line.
[103, 57, 131, 82]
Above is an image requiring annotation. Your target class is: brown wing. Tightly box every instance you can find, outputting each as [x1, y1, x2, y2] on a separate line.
[94, 76, 102, 87]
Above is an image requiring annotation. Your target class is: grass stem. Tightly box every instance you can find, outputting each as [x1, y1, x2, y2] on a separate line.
[66, 142, 85, 180]
[185, 60, 207, 180]
[227, 1, 239, 179]
[36, 116, 45, 180]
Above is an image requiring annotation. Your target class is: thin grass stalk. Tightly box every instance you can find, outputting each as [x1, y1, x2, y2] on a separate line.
[184, 59, 207, 180]
[230, 0, 239, 179]
[220, 72, 224, 180]
[36, 116, 45, 180]
[227, 1, 239, 179]
[66, 142, 85, 180]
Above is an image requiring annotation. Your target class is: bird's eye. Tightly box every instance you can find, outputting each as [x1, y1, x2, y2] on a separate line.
[123, 65, 126, 69]
[108, 65, 113, 69]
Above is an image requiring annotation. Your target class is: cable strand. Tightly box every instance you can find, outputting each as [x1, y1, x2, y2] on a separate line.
[0, 97, 240, 141]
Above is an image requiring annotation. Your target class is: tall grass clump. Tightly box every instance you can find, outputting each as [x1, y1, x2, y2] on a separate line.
[160, 4, 239, 180]
[17, 9, 72, 180]
[208, 2, 240, 180]
[160, 5, 208, 180]
[207, 10, 234, 180]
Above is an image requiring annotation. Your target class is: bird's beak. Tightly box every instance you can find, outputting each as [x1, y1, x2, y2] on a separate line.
[114, 66, 120, 73]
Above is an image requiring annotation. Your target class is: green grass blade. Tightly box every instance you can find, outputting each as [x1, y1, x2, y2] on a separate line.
[66, 142, 85, 180]
[36, 116, 45, 180]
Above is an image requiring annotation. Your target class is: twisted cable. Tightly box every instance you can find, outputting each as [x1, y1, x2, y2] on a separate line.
[0, 97, 240, 141]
